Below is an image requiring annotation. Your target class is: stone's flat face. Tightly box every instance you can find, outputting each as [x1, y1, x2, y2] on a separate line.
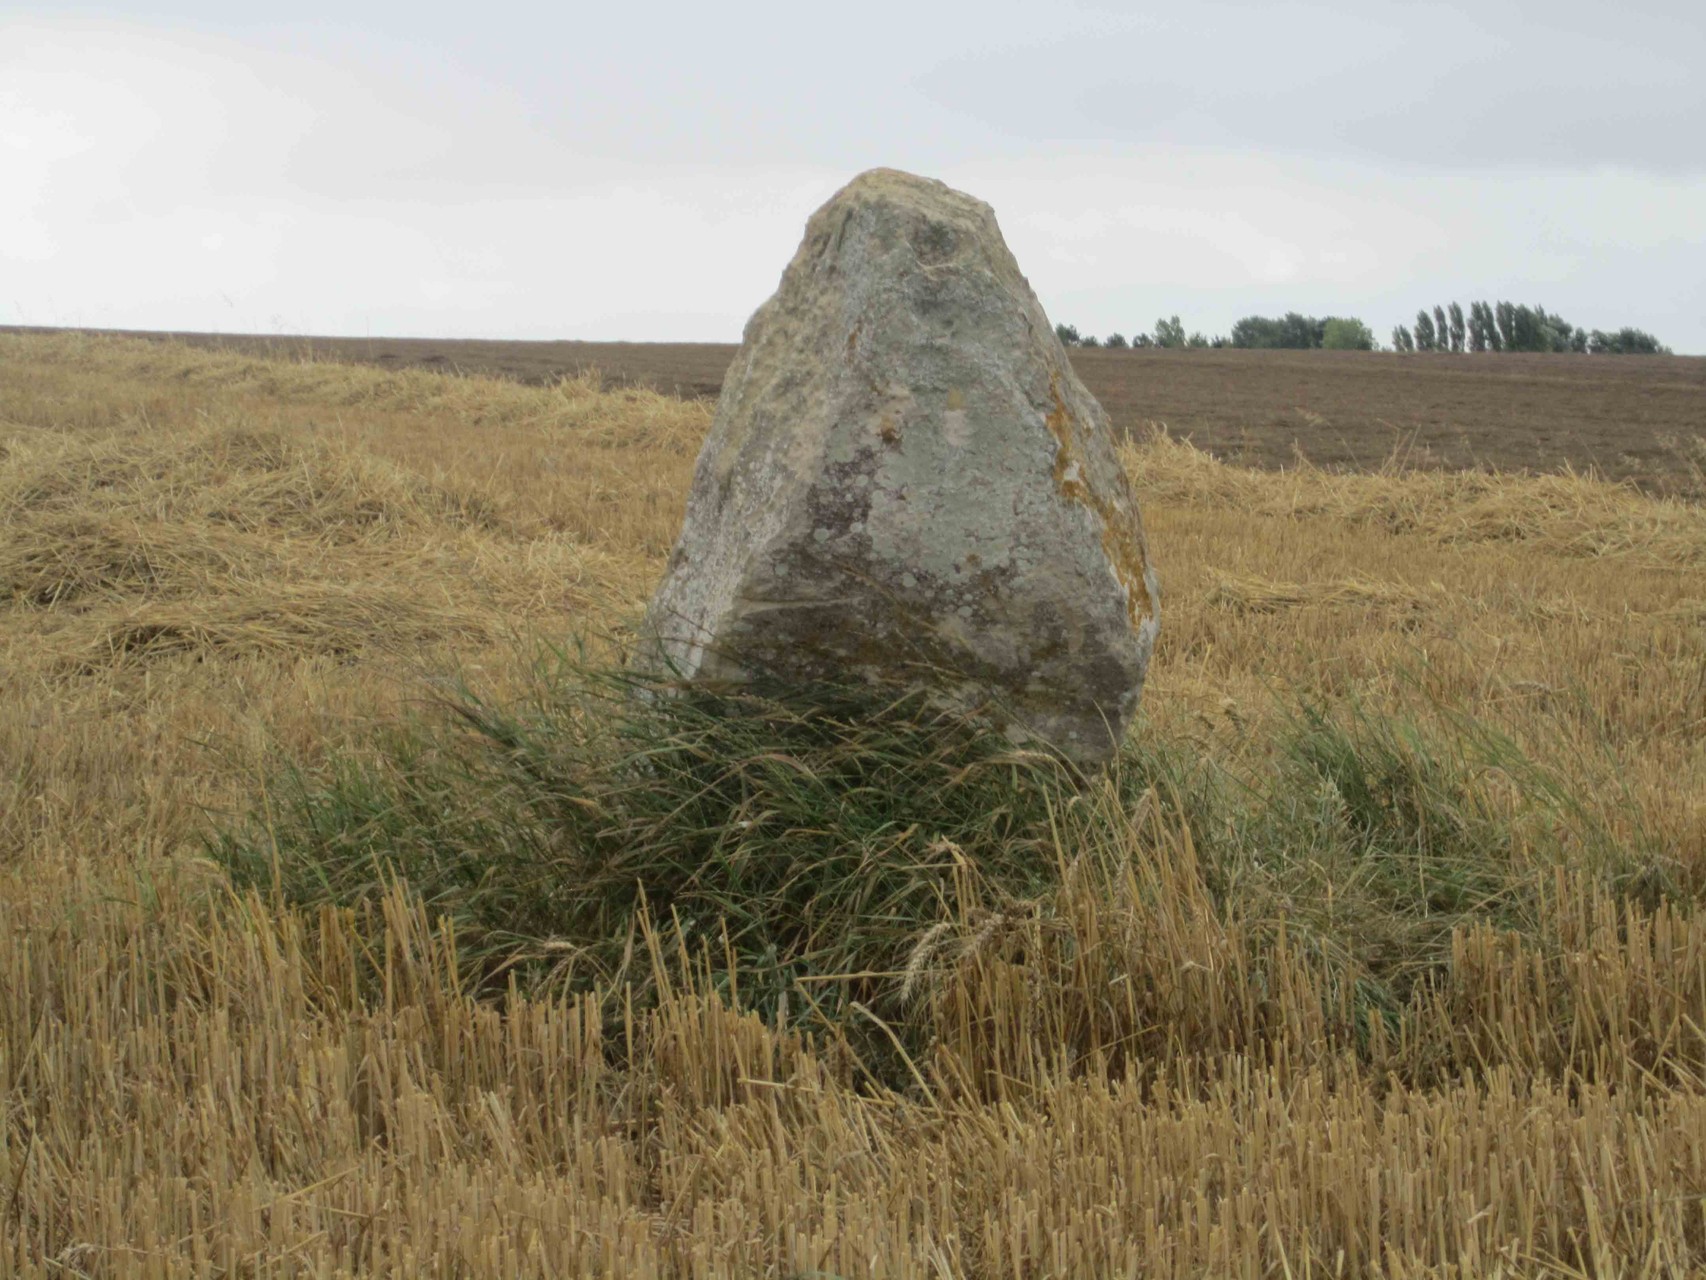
[639, 167, 1159, 763]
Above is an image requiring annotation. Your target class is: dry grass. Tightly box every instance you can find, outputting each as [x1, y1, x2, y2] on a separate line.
[4, 332, 1706, 1276]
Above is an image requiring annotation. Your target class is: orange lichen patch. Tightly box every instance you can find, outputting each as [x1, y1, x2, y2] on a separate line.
[878, 412, 901, 447]
[1045, 370, 1155, 633]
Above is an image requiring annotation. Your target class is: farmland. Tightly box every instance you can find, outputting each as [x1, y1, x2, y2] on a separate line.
[4, 330, 1706, 1276]
[21, 325, 1705, 499]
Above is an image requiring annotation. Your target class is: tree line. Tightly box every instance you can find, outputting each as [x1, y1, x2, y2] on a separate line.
[1055, 314, 1376, 351]
[1390, 302, 1669, 355]
[1055, 307, 1669, 355]
[1054, 318, 1220, 350]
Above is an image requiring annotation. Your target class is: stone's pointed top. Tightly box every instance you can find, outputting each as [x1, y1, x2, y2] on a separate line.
[832, 167, 968, 199]
[812, 167, 997, 226]
[742, 168, 1027, 352]
[640, 169, 1159, 766]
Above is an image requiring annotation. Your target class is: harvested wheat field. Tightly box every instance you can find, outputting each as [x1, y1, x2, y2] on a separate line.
[4, 331, 1706, 1277]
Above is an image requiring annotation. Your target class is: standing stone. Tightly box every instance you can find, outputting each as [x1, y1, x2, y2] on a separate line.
[639, 168, 1159, 764]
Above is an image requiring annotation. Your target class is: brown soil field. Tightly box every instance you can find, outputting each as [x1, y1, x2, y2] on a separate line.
[16, 325, 1704, 498]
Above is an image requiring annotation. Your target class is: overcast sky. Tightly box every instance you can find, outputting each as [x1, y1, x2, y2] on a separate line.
[4, 1, 1702, 351]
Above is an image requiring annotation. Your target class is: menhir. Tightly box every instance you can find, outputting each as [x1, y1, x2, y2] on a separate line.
[638, 167, 1159, 765]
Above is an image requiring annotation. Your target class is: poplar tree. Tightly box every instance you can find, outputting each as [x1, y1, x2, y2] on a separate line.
[1467, 302, 1489, 352]
[1483, 302, 1504, 352]
[1414, 309, 1438, 352]
[1495, 302, 1516, 351]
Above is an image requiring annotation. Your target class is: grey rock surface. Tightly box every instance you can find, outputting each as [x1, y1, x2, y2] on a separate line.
[639, 168, 1159, 763]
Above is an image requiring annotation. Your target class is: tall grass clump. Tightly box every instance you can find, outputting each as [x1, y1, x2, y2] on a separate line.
[1251, 701, 1581, 1028]
[1123, 695, 1632, 970]
[912, 694, 1652, 1093]
[213, 650, 1080, 1027]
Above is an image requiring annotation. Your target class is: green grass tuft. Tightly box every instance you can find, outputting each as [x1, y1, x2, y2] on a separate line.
[213, 651, 1078, 1027]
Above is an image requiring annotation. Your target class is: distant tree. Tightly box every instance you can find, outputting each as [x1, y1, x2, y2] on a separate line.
[1231, 316, 1276, 348]
[1210, 334, 1231, 348]
[1509, 305, 1540, 352]
[1391, 325, 1415, 352]
[1589, 327, 1669, 355]
[1103, 331, 1128, 349]
[1495, 302, 1516, 351]
[1230, 315, 1285, 348]
[1230, 311, 1327, 349]
[1570, 327, 1588, 353]
[1130, 332, 1154, 348]
[1154, 316, 1187, 349]
[1187, 331, 1211, 348]
[1507, 304, 1567, 353]
[1537, 308, 1575, 353]
[1079, 334, 1101, 348]
[1414, 309, 1438, 352]
[1434, 306, 1450, 352]
[1322, 317, 1375, 350]
[1054, 322, 1081, 347]
[1467, 302, 1490, 352]
[1448, 302, 1466, 353]
[1475, 303, 1572, 353]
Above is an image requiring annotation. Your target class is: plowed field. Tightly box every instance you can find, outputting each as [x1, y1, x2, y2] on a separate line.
[10, 327, 1704, 497]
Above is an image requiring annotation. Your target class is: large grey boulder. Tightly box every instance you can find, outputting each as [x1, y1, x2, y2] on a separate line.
[639, 168, 1159, 763]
